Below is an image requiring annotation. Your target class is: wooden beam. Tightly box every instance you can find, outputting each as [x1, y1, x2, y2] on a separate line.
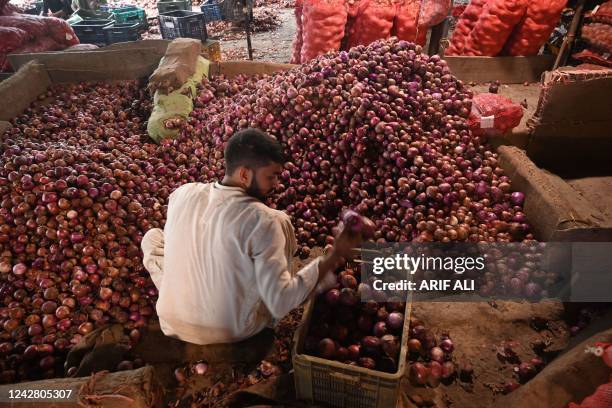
[445, 55, 554, 83]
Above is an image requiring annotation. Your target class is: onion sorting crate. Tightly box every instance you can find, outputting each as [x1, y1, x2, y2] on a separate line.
[70, 20, 114, 46]
[157, 0, 192, 14]
[292, 296, 412, 408]
[158, 10, 207, 41]
[103, 22, 142, 44]
[200, 0, 223, 23]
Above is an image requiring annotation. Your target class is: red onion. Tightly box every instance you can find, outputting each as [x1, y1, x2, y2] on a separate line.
[358, 357, 376, 369]
[386, 312, 404, 331]
[410, 362, 429, 385]
[324, 289, 340, 306]
[347, 344, 360, 361]
[339, 288, 358, 307]
[191, 362, 208, 376]
[440, 338, 454, 353]
[361, 336, 382, 357]
[441, 361, 455, 379]
[326, 346, 345, 362]
[510, 192, 525, 206]
[503, 381, 520, 394]
[430, 347, 445, 363]
[318, 338, 336, 359]
[515, 362, 535, 380]
[373, 321, 388, 337]
[174, 368, 187, 383]
[380, 335, 399, 358]
[429, 361, 443, 384]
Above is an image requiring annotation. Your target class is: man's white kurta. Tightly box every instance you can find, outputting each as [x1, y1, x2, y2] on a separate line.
[146, 182, 320, 345]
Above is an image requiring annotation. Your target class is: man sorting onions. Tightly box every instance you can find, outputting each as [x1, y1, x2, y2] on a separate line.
[141, 128, 361, 359]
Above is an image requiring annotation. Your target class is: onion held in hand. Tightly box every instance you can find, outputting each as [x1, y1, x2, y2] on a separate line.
[341, 210, 375, 239]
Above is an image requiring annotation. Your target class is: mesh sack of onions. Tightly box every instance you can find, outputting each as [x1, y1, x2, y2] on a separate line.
[346, 0, 397, 49]
[467, 93, 524, 137]
[392, 0, 421, 44]
[299, 0, 348, 63]
[592, 1, 612, 25]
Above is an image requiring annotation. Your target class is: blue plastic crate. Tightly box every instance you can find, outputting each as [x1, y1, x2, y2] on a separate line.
[103, 22, 141, 44]
[200, 0, 222, 23]
[71, 19, 113, 45]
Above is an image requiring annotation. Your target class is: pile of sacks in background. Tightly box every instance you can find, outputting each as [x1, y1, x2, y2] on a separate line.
[0, 0, 80, 72]
[574, 1, 612, 68]
[446, 0, 568, 56]
[291, 0, 451, 64]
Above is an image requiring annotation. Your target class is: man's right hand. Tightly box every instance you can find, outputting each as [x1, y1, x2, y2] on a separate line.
[316, 222, 364, 287]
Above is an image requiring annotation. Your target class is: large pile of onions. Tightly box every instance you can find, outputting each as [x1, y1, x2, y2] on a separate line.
[187, 38, 532, 256]
[0, 82, 166, 382]
[0, 38, 532, 383]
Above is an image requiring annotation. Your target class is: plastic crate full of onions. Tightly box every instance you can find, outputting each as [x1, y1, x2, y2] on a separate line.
[292, 255, 412, 408]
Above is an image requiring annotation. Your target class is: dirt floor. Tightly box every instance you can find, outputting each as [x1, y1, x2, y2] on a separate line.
[566, 176, 612, 220]
[214, 8, 296, 63]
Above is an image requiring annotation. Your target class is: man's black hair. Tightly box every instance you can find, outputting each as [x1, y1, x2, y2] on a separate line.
[224, 128, 285, 175]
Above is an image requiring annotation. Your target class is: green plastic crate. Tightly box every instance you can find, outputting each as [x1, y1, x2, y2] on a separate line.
[157, 0, 191, 15]
[66, 9, 114, 25]
[111, 6, 147, 29]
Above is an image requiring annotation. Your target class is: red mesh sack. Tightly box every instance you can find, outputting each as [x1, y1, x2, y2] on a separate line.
[467, 93, 524, 137]
[410, 0, 451, 46]
[45, 16, 80, 46]
[503, 0, 567, 56]
[419, 0, 451, 27]
[0, 15, 47, 40]
[446, 0, 486, 55]
[463, 0, 529, 56]
[392, 0, 420, 43]
[0, 0, 12, 15]
[291, 0, 304, 63]
[592, 1, 612, 25]
[582, 23, 612, 54]
[573, 49, 612, 68]
[568, 381, 612, 408]
[347, 0, 396, 48]
[0, 26, 28, 53]
[300, 0, 347, 62]
[17, 37, 63, 54]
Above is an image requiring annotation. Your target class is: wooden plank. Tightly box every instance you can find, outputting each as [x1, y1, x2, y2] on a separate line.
[210, 60, 296, 78]
[103, 39, 170, 52]
[445, 55, 554, 83]
[7, 42, 169, 82]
